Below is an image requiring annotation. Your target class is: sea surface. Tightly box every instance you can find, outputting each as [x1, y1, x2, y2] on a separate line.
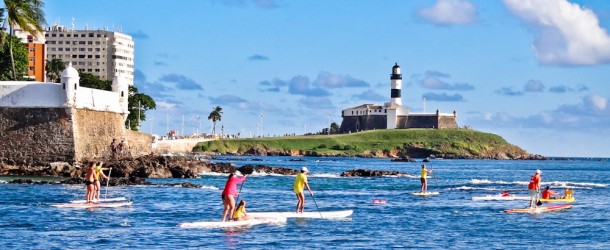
[1, 157, 609, 249]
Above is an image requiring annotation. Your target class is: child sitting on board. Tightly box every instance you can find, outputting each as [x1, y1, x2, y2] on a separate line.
[561, 188, 574, 199]
[232, 200, 250, 221]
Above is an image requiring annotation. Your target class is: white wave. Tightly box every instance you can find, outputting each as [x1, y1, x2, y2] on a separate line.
[310, 173, 341, 178]
[544, 181, 608, 188]
[470, 179, 527, 185]
[450, 186, 499, 191]
[0, 180, 7, 184]
[199, 172, 229, 176]
[248, 171, 286, 177]
[200, 185, 219, 190]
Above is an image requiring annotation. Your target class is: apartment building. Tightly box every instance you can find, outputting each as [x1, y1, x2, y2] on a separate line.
[44, 25, 134, 84]
[14, 28, 46, 82]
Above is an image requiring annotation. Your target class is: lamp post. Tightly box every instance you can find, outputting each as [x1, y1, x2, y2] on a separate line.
[327, 113, 331, 135]
[260, 113, 263, 138]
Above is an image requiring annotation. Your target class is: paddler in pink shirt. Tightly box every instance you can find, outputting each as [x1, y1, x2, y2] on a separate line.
[221, 171, 247, 222]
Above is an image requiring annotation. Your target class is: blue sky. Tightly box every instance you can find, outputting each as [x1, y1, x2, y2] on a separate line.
[42, 0, 610, 157]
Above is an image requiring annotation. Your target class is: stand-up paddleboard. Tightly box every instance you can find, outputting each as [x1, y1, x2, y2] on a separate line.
[69, 197, 127, 204]
[248, 210, 353, 219]
[178, 217, 287, 229]
[504, 204, 572, 214]
[472, 195, 530, 201]
[412, 192, 440, 196]
[540, 196, 575, 203]
[52, 201, 132, 208]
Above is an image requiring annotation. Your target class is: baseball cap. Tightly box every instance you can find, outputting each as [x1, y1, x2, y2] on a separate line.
[536, 169, 542, 174]
[301, 167, 309, 172]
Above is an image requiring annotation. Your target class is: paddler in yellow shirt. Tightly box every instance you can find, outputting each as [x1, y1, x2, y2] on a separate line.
[420, 164, 432, 193]
[232, 200, 250, 221]
[294, 167, 313, 213]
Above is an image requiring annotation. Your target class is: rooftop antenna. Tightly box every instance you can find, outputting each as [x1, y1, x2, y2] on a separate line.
[71, 17, 75, 31]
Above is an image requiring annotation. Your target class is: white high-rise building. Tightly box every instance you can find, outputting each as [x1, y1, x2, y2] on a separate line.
[44, 24, 134, 84]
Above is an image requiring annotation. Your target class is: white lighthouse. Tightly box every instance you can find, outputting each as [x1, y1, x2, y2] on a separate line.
[390, 63, 402, 107]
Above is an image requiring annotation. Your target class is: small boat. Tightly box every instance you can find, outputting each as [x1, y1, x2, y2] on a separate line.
[539, 196, 575, 203]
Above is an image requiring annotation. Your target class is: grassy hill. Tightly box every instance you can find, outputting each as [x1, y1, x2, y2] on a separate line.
[193, 129, 535, 159]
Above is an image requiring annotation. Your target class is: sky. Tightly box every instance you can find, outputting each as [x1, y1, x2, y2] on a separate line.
[40, 0, 610, 157]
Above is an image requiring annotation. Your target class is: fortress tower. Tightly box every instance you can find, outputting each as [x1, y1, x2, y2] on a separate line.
[390, 63, 402, 107]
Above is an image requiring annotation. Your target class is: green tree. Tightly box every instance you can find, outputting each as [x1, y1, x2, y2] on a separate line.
[4, 0, 46, 80]
[208, 106, 222, 136]
[0, 33, 28, 80]
[79, 72, 111, 90]
[45, 58, 64, 83]
[127, 85, 156, 131]
[330, 122, 340, 133]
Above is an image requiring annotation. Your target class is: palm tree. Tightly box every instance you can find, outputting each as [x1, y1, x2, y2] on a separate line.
[4, 0, 46, 80]
[45, 58, 64, 82]
[208, 106, 223, 136]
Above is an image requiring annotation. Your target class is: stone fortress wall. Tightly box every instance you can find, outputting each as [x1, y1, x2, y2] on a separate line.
[0, 64, 151, 164]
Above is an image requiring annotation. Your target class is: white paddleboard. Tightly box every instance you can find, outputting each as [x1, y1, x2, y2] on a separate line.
[412, 192, 440, 196]
[52, 201, 132, 208]
[248, 210, 353, 219]
[472, 195, 530, 201]
[178, 217, 286, 228]
[69, 197, 127, 204]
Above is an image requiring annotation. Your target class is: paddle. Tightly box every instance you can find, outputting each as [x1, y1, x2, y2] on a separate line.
[310, 191, 323, 219]
[234, 167, 254, 205]
[104, 167, 112, 200]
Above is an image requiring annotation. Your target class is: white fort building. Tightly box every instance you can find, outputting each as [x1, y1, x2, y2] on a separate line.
[339, 63, 458, 132]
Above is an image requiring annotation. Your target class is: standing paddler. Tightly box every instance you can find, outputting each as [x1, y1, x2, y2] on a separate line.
[221, 171, 247, 222]
[528, 169, 542, 209]
[420, 164, 432, 193]
[294, 167, 313, 213]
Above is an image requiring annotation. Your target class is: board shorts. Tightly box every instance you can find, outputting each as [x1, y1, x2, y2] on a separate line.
[528, 189, 539, 199]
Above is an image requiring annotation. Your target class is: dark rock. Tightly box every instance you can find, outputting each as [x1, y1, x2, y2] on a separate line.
[341, 169, 414, 177]
[390, 157, 415, 162]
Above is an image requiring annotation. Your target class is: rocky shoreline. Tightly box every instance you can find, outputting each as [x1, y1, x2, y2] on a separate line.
[0, 153, 547, 186]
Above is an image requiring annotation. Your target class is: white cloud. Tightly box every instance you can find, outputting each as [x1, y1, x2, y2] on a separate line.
[503, 0, 610, 65]
[418, 0, 477, 25]
[585, 94, 607, 111]
[156, 101, 178, 110]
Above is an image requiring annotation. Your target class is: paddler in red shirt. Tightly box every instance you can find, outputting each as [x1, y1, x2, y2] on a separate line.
[528, 169, 542, 208]
[541, 186, 558, 199]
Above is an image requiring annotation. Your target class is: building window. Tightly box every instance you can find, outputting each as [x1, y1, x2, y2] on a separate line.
[29, 48, 35, 52]
[87, 41, 92, 45]
[87, 69, 92, 72]
[58, 41, 63, 44]
[72, 55, 77, 58]
[96, 34, 102, 37]
[79, 41, 85, 44]
[29, 66, 35, 70]
[95, 55, 101, 58]
[88, 33, 94, 37]
[80, 34, 86, 37]
[87, 55, 92, 58]
[58, 48, 63, 51]
[95, 41, 101, 45]
[78, 55, 85, 58]
[29, 57, 34, 62]
[79, 48, 85, 51]
[67, 34, 71, 37]
[51, 34, 56, 37]
[65, 48, 70, 51]
[95, 48, 100, 51]
[95, 69, 100, 72]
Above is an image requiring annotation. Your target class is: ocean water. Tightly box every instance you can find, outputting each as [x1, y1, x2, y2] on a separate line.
[1, 157, 609, 249]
